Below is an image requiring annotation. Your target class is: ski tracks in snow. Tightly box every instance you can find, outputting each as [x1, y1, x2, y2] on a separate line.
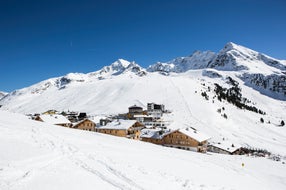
[31, 126, 145, 190]
[168, 77, 202, 127]
[73, 155, 145, 190]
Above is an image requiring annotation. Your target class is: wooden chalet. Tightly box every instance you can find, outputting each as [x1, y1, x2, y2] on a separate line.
[35, 114, 72, 127]
[72, 119, 96, 131]
[127, 105, 145, 119]
[140, 128, 210, 152]
[96, 119, 145, 140]
[207, 142, 242, 155]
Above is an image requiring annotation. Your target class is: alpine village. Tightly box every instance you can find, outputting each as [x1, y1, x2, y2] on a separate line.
[29, 102, 269, 157]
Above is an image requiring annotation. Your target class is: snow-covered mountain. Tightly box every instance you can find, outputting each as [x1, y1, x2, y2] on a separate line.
[0, 42, 285, 155]
[147, 50, 216, 74]
[1, 43, 286, 189]
[1, 110, 285, 190]
[0, 91, 8, 100]
[207, 42, 286, 72]
[148, 42, 286, 100]
[208, 42, 286, 100]
[89, 59, 147, 79]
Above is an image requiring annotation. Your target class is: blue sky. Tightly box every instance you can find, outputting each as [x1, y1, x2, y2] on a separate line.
[0, 0, 286, 92]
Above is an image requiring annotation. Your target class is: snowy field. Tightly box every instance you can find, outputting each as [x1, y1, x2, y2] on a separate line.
[0, 110, 285, 190]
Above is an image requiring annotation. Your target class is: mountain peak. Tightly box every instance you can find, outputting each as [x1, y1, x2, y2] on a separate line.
[224, 41, 236, 48]
[208, 42, 286, 74]
[147, 50, 216, 73]
[94, 59, 146, 77]
[111, 59, 132, 69]
[221, 42, 246, 53]
[0, 91, 8, 100]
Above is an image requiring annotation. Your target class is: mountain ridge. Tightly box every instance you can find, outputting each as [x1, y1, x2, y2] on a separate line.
[0, 91, 8, 100]
[0, 42, 285, 110]
[1, 42, 286, 108]
[0, 42, 285, 159]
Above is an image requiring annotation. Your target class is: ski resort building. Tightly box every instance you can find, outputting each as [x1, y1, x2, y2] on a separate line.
[140, 128, 172, 144]
[133, 115, 154, 127]
[96, 119, 145, 140]
[72, 119, 96, 131]
[147, 103, 165, 119]
[207, 142, 242, 155]
[35, 114, 72, 127]
[133, 115, 170, 128]
[127, 105, 145, 119]
[140, 128, 210, 152]
[65, 111, 87, 122]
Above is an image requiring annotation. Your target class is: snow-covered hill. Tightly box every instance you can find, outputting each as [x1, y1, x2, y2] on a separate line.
[0, 42, 285, 156]
[0, 110, 285, 190]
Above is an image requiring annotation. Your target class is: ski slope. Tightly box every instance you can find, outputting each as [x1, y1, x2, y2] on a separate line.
[0, 110, 285, 190]
[1, 69, 285, 155]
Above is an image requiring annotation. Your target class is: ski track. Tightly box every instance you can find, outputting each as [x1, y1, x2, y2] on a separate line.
[0, 123, 219, 190]
[169, 77, 203, 128]
[2, 124, 146, 190]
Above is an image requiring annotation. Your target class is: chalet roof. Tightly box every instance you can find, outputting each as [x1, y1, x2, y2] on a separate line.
[72, 119, 95, 128]
[209, 141, 242, 153]
[178, 128, 210, 142]
[133, 115, 153, 118]
[89, 116, 107, 124]
[129, 105, 143, 110]
[96, 119, 138, 130]
[38, 114, 71, 125]
[140, 128, 173, 139]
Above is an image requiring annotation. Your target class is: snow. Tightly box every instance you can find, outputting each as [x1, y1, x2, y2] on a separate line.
[209, 140, 242, 153]
[133, 115, 152, 118]
[140, 128, 172, 139]
[0, 91, 8, 100]
[0, 40, 286, 189]
[37, 114, 71, 125]
[0, 42, 285, 168]
[147, 51, 216, 73]
[1, 110, 286, 190]
[88, 59, 146, 78]
[113, 59, 131, 68]
[96, 119, 137, 130]
[179, 128, 210, 142]
[209, 42, 285, 75]
[89, 115, 107, 124]
[0, 69, 285, 156]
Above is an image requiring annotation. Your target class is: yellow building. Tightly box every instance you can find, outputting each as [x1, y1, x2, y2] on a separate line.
[140, 128, 210, 152]
[72, 119, 96, 131]
[96, 119, 145, 140]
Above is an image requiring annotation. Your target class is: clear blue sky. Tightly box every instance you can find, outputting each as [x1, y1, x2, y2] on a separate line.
[1, 0, 286, 92]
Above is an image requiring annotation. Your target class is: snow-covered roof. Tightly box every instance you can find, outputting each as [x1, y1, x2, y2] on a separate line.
[209, 141, 242, 153]
[140, 128, 162, 139]
[140, 128, 173, 139]
[96, 119, 138, 130]
[38, 114, 71, 125]
[179, 128, 210, 142]
[89, 115, 107, 124]
[72, 118, 95, 127]
[129, 105, 143, 109]
[134, 115, 153, 118]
